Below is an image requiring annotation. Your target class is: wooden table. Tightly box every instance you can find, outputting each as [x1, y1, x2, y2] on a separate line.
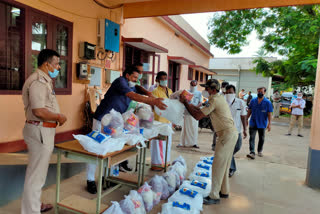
[54, 140, 147, 214]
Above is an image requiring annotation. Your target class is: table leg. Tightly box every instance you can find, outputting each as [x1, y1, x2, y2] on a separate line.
[96, 159, 103, 214]
[137, 148, 143, 187]
[55, 150, 61, 214]
[164, 136, 169, 172]
[141, 146, 146, 185]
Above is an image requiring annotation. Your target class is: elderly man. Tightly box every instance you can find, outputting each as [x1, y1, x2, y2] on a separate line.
[178, 80, 202, 148]
[286, 92, 305, 137]
[180, 79, 238, 205]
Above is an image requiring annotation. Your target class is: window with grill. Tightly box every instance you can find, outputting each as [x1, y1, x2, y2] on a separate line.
[0, 1, 73, 94]
[188, 67, 193, 80]
[200, 72, 203, 82]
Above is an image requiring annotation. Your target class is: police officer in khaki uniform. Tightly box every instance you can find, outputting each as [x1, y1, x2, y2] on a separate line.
[180, 79, 238, 205]
[21, 49, 67, 214]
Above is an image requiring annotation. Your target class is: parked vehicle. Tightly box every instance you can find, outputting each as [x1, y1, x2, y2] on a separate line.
[280, 92, 293, 114]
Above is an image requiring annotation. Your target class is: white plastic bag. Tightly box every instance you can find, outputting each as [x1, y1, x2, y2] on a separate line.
[102, 109, 124, 138]
[122, 109, 140, 134]
[169, 161, 186, 183]
[163, 170, 180, 194]
[180, 180, 211, 197]
[120, 190, 146, 214]
[73, 134, 125, 155]
[138, 182, 160, 212]
[154, 99, 185, 126]
[172, 156, 187, 168]
[188, 170, 212, 184]
[103, 201, 124, 214]
[193, 161, 212, 172]
[161, 202, 200, 214]
[149, 175, 170, 200]
[136, 104, 154, 129]
[168, 188, 203, 211]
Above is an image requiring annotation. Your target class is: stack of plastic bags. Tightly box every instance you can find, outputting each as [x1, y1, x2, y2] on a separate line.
[103, 156, 187, 214]
[161, 156, 214, 214]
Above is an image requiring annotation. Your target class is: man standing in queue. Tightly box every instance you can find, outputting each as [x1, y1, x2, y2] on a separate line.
[86, 65, 167, 194]
[180, 79, 238, 205]
[21, 49, 67, 214]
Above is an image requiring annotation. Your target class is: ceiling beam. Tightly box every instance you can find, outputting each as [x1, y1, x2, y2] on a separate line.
[123, 0, 320, 18]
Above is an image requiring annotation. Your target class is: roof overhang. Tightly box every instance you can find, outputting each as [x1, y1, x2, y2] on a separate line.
[189, 65, 217, 75]
[168, 56, 195, 65]
[122, 37, 168, 53]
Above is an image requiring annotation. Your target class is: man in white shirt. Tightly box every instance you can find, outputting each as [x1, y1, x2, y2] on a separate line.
[178, 80, 202, 148]
[286, 92, 305, 137]
[225, 85, 247, 177]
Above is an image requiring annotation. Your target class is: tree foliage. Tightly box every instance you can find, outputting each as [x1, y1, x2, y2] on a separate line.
[207, 5, 320, 87]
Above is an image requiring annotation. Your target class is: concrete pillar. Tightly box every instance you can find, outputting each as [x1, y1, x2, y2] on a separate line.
[306, 44, 320, 188]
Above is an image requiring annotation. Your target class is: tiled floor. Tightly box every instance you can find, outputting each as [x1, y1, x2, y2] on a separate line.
[1, 120, 319, 214]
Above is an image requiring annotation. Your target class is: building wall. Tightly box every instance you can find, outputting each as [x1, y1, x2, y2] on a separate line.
[0, 0, 122, 146]
[121, 17, 211, 91]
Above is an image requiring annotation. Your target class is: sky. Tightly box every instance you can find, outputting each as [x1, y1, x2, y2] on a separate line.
[181, 12, 279, 58]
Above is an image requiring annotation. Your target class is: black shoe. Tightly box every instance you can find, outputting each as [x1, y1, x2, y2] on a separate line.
[297, 134, 304, 137]
[87, 180, 97, 194]
[247, 153, 255, 160]
[229, 170, 235, 178]
[119, 164, 132, 172]
[219, 192, 229, 198]
[192, 145, 200, 149]
[286, 133, 291, 136]
[203, 196, 220, 205]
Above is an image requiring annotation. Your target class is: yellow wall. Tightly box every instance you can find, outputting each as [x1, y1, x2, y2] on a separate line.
[121, 17, 211, 91]
[0, 0, 121, 143]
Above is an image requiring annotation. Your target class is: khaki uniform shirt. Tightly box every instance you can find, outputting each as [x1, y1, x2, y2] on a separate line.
[22, 69, 60, 122]
[152, 86, 173, 123]
[201, 93, 236, 133]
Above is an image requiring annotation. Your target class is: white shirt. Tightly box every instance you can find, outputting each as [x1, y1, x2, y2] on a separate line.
[189, 90, 202, 106]
[291, 98, 306, 115]
[229, 98, 247, 133]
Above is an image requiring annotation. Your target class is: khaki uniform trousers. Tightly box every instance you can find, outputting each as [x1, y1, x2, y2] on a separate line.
[210, 128, 238, 199]
[288, 115, 303, 135]
[21, 123, 56, 214]
[273, 102, 281, 118]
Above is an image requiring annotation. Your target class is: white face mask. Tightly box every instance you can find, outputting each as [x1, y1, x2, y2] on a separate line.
[222, 88, 226, 93]
[190, 86, 197, 92]
[225, 94, 236, 104]
[128, 81, 136, 88]
[202, 90, 209, 98]
[297, 95, 303, 99]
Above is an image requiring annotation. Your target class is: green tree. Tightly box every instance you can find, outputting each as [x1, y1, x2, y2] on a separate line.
[207, 5, 320, 87]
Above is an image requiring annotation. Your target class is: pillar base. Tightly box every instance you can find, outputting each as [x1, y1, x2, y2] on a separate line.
[306, 147, 320, 189]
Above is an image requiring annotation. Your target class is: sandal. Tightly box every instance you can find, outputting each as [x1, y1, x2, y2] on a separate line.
[192, 145, 200, 149]
[41, 203, 53, 213]
[176, 144, 184, 148]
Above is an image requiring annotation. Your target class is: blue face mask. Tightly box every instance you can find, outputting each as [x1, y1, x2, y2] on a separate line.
[160, 80, 167, 87]
[138, 73, 143, 80]
[48, 64, 60, 78]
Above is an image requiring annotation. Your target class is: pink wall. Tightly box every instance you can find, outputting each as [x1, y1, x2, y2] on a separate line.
[121, 17, 212, 91]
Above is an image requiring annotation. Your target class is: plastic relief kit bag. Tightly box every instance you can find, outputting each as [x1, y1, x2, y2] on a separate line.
[180, 180, 211, 197]
[172, 156, 187, 168]
[168, 188, 203, 211]
[188, 170, 212, 184]
[103, 201, 124, 214]
[122, 109, 140, 134]
[149, 175, 170, 200]
[193, 161, 212, 172]
[161, 202, 200, 214]
[138, 182, 160, 212]
[163, 170, 180, 194]
[169, 161, 186, 183]
[136, 104, 154, 129]
[154, 99, 185, 126]
[101, 109, 124, 138]
[120, 190, 146, 214]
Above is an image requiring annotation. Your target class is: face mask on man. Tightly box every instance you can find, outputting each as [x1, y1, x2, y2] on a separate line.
[138, 73, 143, 80]
[160, 80, 167, 87]
[202, 90, 209, 98]
[297, 95, 303, 99]
[225, 94, 236, 104]
[258, 92, 264, 98]
[48, 64, 60, 78]
[128, 81, 136, 88]
[190, 86, 197, 92]
[222, 88, 226, 93]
